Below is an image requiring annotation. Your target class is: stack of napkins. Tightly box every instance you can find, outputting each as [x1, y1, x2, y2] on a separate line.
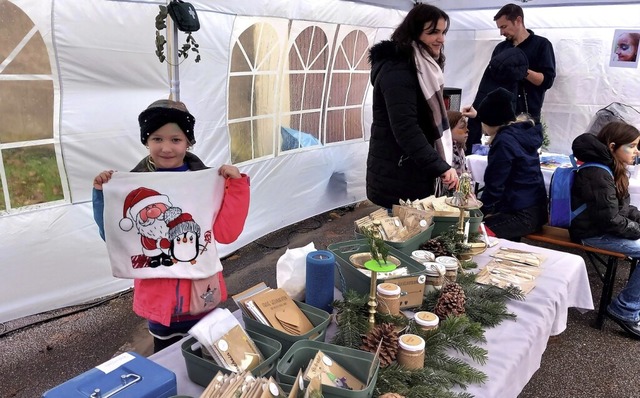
[189, 308, 264, 373]
[233, 283, 315, 336]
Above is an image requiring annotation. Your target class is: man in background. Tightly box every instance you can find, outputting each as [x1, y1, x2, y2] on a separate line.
[467, 3, 556, 154]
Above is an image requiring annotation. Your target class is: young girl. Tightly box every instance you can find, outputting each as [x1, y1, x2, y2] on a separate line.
[476, 87, 547, 240]
[447, 110, 470, 177]
[92, 99, 250, 352]
[570, 121, 640, 339]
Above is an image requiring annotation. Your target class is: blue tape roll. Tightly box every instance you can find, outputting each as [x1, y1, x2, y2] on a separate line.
[305, 250, 335, 313]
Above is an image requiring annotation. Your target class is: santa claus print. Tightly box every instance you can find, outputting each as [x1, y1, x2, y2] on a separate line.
[119, 187, 174, 268]
[165, 207, 203, 264]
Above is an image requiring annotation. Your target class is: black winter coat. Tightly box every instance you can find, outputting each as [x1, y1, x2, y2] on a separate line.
[480, 121, 547, 215]
[467, 48, 528, 153]
[569, 133, 640, 242]
[366, 40, 450, 208]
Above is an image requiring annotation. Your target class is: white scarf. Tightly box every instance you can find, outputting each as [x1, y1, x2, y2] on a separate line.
[412, 42, 452, 166]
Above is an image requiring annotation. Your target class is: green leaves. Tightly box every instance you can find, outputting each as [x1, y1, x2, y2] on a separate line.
[154, 6, 201, 64]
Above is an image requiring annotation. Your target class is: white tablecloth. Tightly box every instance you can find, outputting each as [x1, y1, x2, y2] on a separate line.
[150, 239, 593, 398]
[466, 153, 640, 206]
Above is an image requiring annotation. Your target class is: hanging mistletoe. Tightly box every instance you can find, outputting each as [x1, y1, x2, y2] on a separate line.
[154, 3, 201, 64]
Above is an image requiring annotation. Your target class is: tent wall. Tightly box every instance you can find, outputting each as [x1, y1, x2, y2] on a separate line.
[0, 0, 406, 323]
[443, 4, 640, 153]
[1, 0, 639, 323]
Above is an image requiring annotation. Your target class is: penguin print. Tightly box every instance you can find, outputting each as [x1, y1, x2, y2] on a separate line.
[170, 231, 201, 264]
[164, 206, 202, 265]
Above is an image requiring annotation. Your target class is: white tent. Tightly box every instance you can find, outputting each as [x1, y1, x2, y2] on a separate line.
[1, 0, 638, 323]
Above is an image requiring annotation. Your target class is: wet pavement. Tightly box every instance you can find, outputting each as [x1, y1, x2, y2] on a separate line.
[1, 201, 639, 398]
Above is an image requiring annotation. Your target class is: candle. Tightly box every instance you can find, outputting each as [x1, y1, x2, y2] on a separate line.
[463, 220, 470, 244]
[480, 222, 490, 245]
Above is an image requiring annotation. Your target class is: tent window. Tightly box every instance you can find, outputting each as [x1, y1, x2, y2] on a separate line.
[279, 25, 332, 152]
[324, 29, 370, 144]
[0, 1, 63, 212]
[228, 22, 280, 164]
[228, 20, 371, 164]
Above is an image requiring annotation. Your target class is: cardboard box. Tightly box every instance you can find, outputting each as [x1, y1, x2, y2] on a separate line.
[42, 352, 176, 398]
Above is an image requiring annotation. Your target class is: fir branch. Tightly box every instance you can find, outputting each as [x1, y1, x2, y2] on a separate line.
[425, 355, 488, 387]
[375, 364, 453, 397]
[331, 290, 370, 349]
[460, 260, 478, 270]
[376, 311, 410, 328]
[423, 316, 487, 364]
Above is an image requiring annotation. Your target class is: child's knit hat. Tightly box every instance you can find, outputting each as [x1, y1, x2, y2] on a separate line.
[138, 99, 196, 145]
[477, 88, 516, 127]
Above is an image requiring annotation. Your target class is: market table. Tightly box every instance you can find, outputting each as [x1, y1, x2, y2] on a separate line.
[149, 238, 593, 398]
[466, 153, 640, 206]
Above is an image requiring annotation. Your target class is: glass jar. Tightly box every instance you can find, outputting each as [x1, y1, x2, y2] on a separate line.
[436, 256, 459, 282]
[397, 334, 425, 369]
[376, 283, 401, 315]
[414, 311, 439, 331]
[423, 262, 445, 295]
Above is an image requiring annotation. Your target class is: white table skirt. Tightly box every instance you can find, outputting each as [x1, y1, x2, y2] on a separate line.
[150, 239, 593, 398]
[466, 153, 640, 206]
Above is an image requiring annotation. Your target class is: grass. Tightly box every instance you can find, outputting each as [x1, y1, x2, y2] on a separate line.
[3, 144, 63, 209]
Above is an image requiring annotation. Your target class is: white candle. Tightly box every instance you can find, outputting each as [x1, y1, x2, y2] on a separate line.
[463, 220, 470, 244]
[480, 222, 490, 245]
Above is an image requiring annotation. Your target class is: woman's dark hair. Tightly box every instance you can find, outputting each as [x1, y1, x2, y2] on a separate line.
[597, 121, 640, 199]
[391, 4, 449, 68]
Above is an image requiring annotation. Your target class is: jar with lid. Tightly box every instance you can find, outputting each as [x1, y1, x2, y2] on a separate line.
[436, 256, 459, 282]
[376, 283, 401, 315]
[423, 262, 445, 295]
[397, 334, 425, 369]
[414, 311, 439, 331]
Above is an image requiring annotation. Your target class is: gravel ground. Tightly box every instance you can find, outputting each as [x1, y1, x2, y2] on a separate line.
[2, 201, 640, 398]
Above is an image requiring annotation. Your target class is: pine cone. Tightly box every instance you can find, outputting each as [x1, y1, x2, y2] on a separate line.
[420, 238, 449, 257]
[360, 323, 399, 367]
[434, 282, 466, 320]
[380, 394, 405, 398]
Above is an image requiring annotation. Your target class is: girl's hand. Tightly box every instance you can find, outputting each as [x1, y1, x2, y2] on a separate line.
[93, 170, 115, 190]
[218, 164, 241, 179]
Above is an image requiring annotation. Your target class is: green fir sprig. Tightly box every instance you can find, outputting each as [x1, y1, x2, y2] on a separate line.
[421, 272, 524, 328]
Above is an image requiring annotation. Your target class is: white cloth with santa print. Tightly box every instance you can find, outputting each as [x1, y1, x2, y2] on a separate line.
[103, 168, 224, 279]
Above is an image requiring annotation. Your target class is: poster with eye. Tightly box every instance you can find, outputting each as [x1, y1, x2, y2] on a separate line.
[102, 168, 224, 279]
[610, 29, 640, 68]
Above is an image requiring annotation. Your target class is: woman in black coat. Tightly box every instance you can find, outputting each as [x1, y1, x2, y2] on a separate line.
[366, 4, 465, 209]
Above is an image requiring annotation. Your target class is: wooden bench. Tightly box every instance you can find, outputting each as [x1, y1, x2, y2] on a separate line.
[525, 225, 637, 330]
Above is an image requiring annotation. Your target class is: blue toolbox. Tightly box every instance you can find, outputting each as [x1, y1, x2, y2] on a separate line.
[42, 351, 177, 398]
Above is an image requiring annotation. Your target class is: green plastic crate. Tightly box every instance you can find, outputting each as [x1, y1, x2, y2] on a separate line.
[276, 340, 379, 398]
[181, 329, 281, 387]
[354, 223, 434, 255]
[329, 239, 427, 296]
[431, 209, 483, 238]
[243, 300, 330, 357]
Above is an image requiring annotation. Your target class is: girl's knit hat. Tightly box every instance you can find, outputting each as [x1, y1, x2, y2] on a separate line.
[138, 99, 196, 145]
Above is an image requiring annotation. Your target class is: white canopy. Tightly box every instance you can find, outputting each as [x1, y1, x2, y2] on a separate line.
[1, 0, 638, 323]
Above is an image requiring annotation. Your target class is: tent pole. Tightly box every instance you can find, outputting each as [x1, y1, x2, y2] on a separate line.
[167, 1, 180, 101]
